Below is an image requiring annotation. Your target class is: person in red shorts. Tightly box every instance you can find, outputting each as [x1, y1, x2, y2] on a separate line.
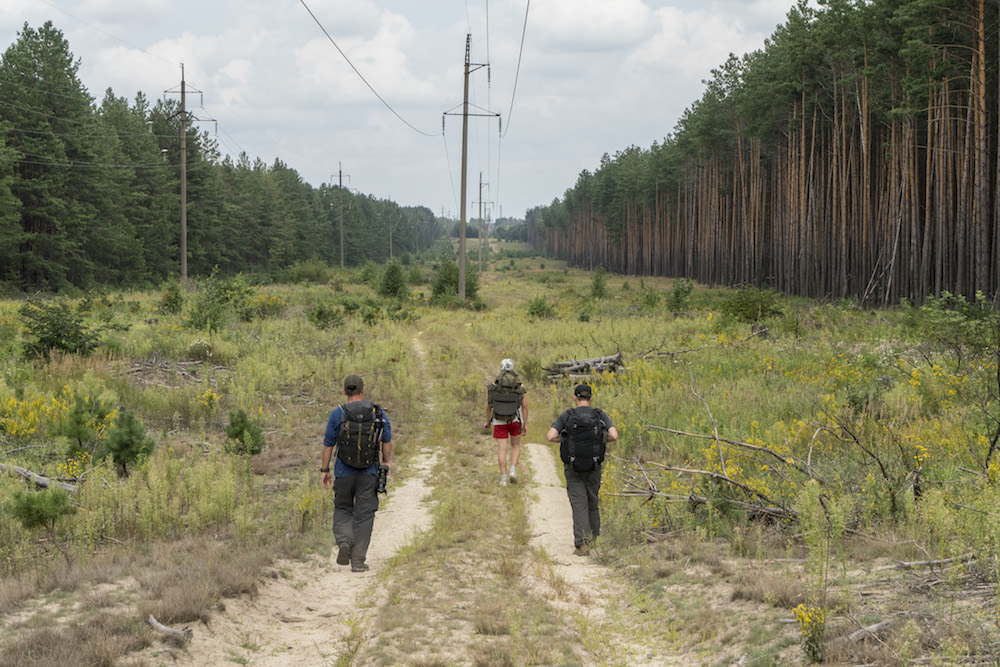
[483, 358, 528, 485]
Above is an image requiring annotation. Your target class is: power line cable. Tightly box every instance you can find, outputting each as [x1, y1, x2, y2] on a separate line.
[1, 68, 103, 104]
[15, 153, 171, 168]
[298, 0, 437, 137]
[441, 125, 460, 215]
[8, 126, 177, 140]
[32, 0, 178, 67]
[0, 98, 92, 124]
[24, 1, 327, 175]
[502, 0, 530, 139]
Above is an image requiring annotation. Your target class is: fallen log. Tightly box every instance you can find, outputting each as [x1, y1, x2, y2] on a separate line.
[0, 463, 77, 492]
[872, 553, 975, 572]
[546, 354, 622, 368]
[148, 614, 192, 642]
[543, 353, 625, 382]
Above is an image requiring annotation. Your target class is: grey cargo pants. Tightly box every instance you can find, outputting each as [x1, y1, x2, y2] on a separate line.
[564, 463, 602, 548]
[333, 471, 379, 565]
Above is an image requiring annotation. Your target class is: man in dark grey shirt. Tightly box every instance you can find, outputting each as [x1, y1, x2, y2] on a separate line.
[547, 383, 618, 556]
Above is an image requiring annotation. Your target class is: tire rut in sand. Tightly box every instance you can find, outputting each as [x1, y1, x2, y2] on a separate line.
[151, 452, 437, 666]
[524, 442, 681, 666]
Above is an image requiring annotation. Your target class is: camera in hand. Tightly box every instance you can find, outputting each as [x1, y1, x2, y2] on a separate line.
[376, 464, 389, 494]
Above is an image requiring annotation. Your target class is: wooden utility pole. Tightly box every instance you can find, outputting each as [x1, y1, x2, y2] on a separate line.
[335, 164, 349, 268]
[178, 65, 188, 282]
[459, 36, 471, 300]
[446, 35, 498, 300]
[474, 172, 493, 273]
[165, 64, 211, 283]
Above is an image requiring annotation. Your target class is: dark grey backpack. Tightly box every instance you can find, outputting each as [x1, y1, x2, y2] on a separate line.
[560, 407, 608, 472]
[336, 401, 384, 468]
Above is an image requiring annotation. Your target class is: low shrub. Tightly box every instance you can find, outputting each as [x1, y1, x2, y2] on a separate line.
[20, 299, 100, 359]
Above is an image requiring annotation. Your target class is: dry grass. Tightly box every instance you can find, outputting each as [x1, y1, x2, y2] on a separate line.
[472, 595, 511, 636]
[730, 565, 806, 609]
[0, 613, 155, 667]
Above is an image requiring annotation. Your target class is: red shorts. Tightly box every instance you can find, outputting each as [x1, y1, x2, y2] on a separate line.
[493, 422, 522, 438]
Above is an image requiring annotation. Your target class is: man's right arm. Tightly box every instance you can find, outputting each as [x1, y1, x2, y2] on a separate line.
[547, 412, 563, 443]
[602, 412, 619, 442]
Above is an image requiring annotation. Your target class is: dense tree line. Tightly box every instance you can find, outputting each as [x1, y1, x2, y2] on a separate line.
[530, 0, 1000, 305]
[0, 22, 448, 292]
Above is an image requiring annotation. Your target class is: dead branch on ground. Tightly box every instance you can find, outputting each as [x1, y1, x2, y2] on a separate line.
[543, 353, 624, 382]
[0, 463, 78, 492]
[147, 615, 192, 643]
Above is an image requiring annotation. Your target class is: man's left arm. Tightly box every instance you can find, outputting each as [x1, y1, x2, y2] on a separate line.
[380, 411, 392, 473]
[381, 441, 392, 473]
[320, 444, 334, 488]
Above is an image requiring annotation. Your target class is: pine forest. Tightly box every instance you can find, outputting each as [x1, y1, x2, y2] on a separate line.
[530, 0, 1000, 306]
[0, 22, 449, 293]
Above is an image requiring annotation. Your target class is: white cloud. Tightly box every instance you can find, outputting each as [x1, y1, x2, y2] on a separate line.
[78, 0, 171, 25]
[0, 0, 803, 216]
[530, 0, 657, 52]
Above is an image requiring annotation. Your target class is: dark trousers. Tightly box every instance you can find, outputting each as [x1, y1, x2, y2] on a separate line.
[564, 463, 602, 548]
[333, 472, 379, 564]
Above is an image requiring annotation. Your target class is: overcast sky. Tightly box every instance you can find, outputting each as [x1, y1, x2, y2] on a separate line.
[2, 0, 800, 220]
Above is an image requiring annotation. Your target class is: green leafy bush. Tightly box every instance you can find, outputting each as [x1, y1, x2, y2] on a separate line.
[720, 286, 783, 323]
[666, 278, 694, 312]
[307, 302, 343, 330]
[638, 286, 661, 309]
[98, 411, 155, 476]
[224, 409, 265, 456]
[527, 295, 555, 318]
[378, 258, 409, 299]
[187, 273, 256, 332]
[902, 291, 997, 359]
[431, 259, 479, 299]
[160, 279, 184, 314]
[359, 261, 379, 286]
[283, 259, 334, 284]
[6, 488, 77, 531]
[407, 265, 426, 285]
[238, 293, 288, 321]
[590, 266, 608, 299]
[6, 488, 77, 563]
[55, 391, 115, 457]
[20, 299, 100, 359]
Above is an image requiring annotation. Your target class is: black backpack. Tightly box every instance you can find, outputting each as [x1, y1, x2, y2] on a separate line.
[487, 370, 524, 419]
[336, 401, 384, 468]
[560, 407, 608, 472]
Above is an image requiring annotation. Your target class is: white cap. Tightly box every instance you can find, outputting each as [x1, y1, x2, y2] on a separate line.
[500, 358, 514, 371]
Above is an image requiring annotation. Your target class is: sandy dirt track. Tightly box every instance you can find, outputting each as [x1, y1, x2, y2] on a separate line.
[156, 451, 438, 666]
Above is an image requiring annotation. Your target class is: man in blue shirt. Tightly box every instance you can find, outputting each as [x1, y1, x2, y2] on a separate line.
[320, 373, 392, 572]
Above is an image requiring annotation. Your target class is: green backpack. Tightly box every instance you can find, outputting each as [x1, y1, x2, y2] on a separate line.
[487, 370, 524, 419]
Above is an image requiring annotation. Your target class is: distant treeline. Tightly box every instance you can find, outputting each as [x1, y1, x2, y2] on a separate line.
[528, 0, 1000, 305]
[0, 22, 450, 293]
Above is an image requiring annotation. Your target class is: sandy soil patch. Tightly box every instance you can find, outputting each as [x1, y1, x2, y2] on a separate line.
[144, 452, 438, 666]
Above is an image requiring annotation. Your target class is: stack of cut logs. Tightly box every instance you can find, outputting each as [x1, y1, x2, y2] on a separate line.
[542, 353, 624, 383]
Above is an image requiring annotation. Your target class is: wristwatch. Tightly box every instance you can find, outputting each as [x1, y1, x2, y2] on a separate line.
[320, 467, 330, 473]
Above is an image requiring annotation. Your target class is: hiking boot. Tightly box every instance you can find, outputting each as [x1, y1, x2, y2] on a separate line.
[573, 544, 590, 556]
[500, 474, 508, 486]
[351, 562, 369, 573]
[508, 466, 517, 483]
[336, 545, 351, 565]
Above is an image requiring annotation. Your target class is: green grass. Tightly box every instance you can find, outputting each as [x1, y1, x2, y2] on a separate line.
[2, 255, 1000, 663]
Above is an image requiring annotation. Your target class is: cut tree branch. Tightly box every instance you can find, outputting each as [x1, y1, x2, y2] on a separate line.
[0, 463, 77, 492]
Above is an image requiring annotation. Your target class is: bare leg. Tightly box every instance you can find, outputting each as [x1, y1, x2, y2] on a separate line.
[497, 438, 508, 475]
[509, 434, 521, 470]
